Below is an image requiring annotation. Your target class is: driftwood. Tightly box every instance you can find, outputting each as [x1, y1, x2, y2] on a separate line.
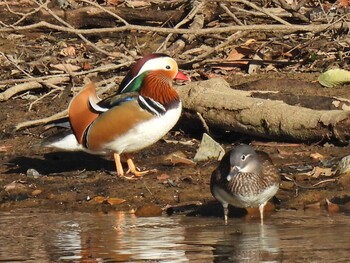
[175, 78, 350, 145]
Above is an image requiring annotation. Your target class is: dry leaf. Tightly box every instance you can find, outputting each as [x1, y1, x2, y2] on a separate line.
[164, 151, 196, 166]
[126, 0, 151, 8]
[50, 63, 81, 72]
[82, 62, 93, 70]
[310, 152, 324, 160]
[107, 0, 123, 5]
[338, 0, 350, 7]
[31, 189, 43, 196]
[326, 198, 340, 213]
[106, 197, 126, 205]
[157, 173, 170, 181]
[93, 196, 106, 203]
[19, 0, 35, 5]
[227, 48, 246, 61]
[206, 72, 229, 79]
[0, 145, 12, 152]
[242, 39, 257, 46]
[93, 196, 126, 205]
[4, 180, 27, 192]
[281, 51, 293, 58]
[60, 46, 76, 56]
[304, 202, 321, 211]
[308, 166, 334, 178]
[135, 204, 162, 217]
[163, 139, 196, 146]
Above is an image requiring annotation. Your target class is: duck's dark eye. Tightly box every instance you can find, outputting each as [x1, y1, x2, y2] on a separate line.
[165, 65, 171, 70]
[241, 154, 246, 161]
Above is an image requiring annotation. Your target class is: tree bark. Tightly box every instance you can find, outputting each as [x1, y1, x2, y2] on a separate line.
[175, 78, 350, 145]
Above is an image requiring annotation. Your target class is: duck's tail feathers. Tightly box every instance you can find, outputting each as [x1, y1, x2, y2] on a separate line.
[41, 130, 83, 151]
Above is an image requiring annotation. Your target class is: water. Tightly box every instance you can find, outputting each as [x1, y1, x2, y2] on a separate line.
[0, 209, 350, 262]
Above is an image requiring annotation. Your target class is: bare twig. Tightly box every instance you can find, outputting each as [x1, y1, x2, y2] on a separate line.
[0, 62, 132, 86]
[28, 86, 64, 111]
[231, 0, 291, 25]
[34, 0, 119, 58]
[276, 0, 309, 23]
[0, 20, 346, 35]
[16, 109, 68, 131]
[0, 51, 33, 79]
[312, 179, 337, 187]
[0, 77, 70, 102]
[7, 0, 49, 26]
[185, 31, 249, 66]
[78, 0, 129, 25]
[219, 3, 244, 25]
[157, 0, 205, 52]
[196, 112, 210, 134]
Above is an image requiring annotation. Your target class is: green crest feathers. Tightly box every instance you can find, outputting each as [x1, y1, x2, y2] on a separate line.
[122, 71, 148, 93]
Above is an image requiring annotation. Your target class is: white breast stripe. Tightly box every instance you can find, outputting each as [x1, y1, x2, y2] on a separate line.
[138, 96, 166, 117]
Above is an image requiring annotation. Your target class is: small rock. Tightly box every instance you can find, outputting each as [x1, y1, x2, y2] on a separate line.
[26, 168, 41, 178]
[194, 133, 225, 162]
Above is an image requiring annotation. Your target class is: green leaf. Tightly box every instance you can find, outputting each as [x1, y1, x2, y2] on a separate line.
[318, 69, 350, 88]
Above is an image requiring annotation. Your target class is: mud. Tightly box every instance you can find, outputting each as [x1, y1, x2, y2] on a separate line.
[1, 72, 350, 216]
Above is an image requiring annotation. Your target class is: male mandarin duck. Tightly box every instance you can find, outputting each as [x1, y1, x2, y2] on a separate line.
[210, 144, 280, 224]
[44, 53, 189, 177]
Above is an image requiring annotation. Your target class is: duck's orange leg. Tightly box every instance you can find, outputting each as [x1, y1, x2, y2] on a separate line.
[113, 153, 124, 176]
[125, 153, 157, 177]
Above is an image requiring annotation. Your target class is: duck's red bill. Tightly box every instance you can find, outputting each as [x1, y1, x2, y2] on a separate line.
[175, 71, 190, 81]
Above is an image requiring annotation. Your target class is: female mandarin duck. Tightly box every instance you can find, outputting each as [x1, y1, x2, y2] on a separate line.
[45, 54, 189, 177]
[210, 144, 280, 224]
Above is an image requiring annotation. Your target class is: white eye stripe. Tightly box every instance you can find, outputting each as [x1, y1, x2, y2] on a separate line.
[121, 57, 174, 93]
[138, 57, 175, 75]
[241, 153, 251, 161]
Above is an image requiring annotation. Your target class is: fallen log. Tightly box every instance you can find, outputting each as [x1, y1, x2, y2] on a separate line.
[175, 78, 350, 145]
[0, 6, 186, 28]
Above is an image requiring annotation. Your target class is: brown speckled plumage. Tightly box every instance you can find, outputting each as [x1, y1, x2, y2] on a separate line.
[210, 144, 280, 224]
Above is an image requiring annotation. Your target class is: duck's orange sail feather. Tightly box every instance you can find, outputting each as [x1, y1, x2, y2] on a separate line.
[68, 82, 99, 144]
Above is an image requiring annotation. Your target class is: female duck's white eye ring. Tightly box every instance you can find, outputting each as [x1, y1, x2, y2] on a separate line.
[241, 154, 246, 161]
